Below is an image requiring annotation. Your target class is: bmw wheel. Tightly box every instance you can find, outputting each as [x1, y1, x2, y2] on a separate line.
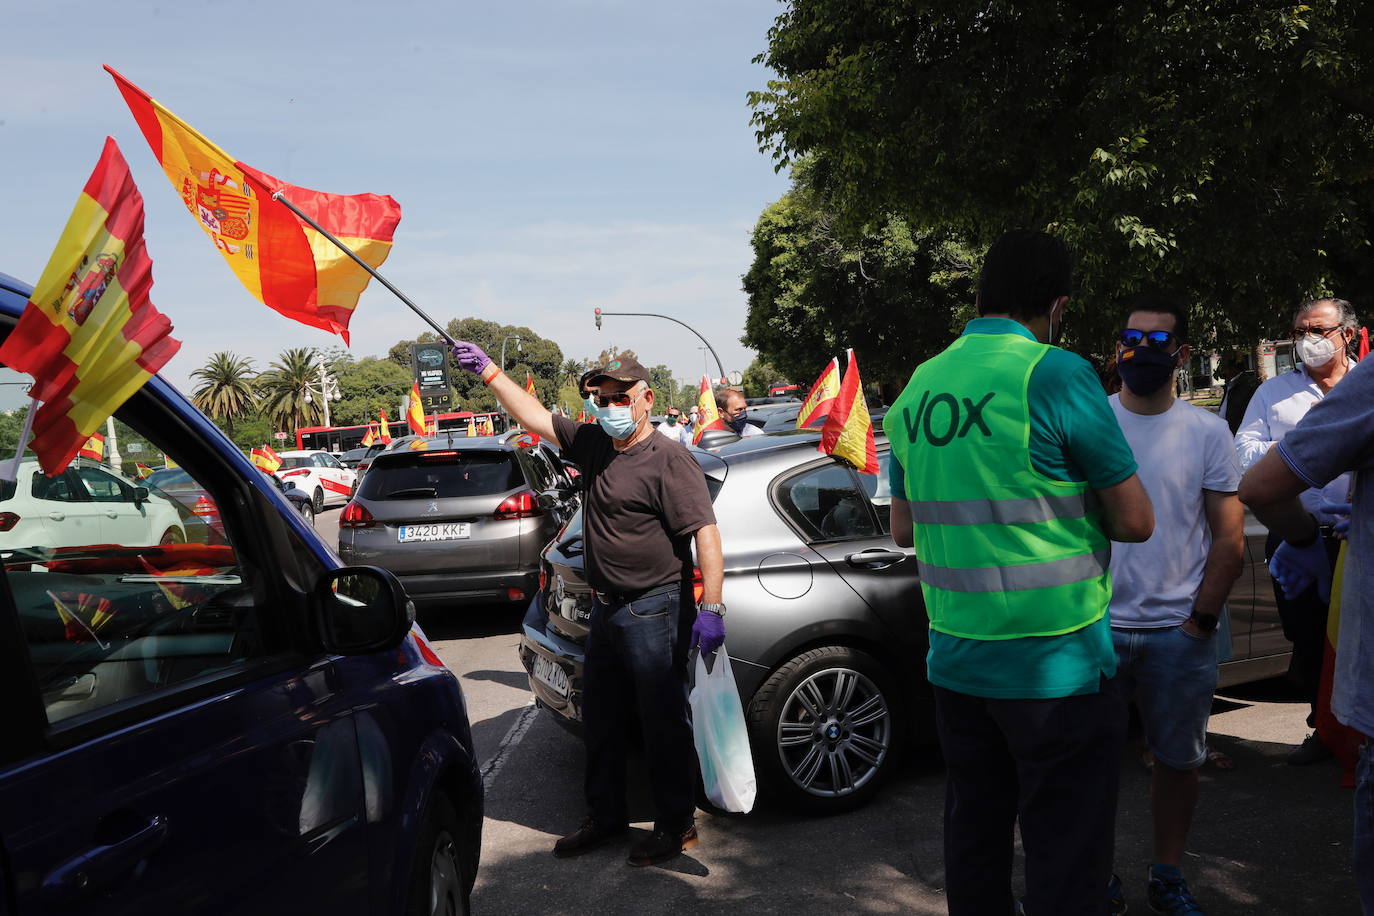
[747, 645, 901, 814]
[312, 486, 324, 513]
[406, 793, 469, 916]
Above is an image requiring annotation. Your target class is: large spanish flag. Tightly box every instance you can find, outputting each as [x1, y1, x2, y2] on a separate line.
[406, 382, 426, 435]
[819, 349, 878, 474]
[106, 66, 401, 344]
[691, 376, 724, 445]
[0, 139, 180, 476]
[797, 357, 840, 428]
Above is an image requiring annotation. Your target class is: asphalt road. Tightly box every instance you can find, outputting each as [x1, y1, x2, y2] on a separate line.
[315, 507, 1364, 914]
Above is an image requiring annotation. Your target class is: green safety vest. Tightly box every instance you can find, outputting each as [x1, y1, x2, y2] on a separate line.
[882, 331, 1111, 640]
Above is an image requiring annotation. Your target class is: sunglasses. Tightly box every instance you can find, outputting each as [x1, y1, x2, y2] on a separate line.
[1119, 328, 1179, 350]
[1290, 325, 1343, 341]
[590, 390, 640, 408]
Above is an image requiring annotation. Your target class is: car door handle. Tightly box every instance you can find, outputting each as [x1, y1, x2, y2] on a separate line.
[104, 511, 119, 518]
[47, 511, 66, 521]
[41, 814, 168, 903]
[846, 548, 907, 567]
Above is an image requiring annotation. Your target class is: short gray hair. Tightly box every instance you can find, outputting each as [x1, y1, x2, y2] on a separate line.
[1294, 297, 1359, 331]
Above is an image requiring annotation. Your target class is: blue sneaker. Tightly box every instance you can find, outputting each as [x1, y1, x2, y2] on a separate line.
[1108, 873, 1128, 914]
[1147, 872, 1204, 915]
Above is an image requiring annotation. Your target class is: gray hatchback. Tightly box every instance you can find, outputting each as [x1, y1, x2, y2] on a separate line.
[339, 432, 579, 607]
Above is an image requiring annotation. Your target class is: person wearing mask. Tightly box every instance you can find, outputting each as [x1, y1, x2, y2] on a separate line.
[717, 388, 763, 438]
[656, 406, 690, 446]
[1234, 298, 1359, 764]
[449, 344, 726, 867]
[1238, 356, 1374, 912]
[883, 229, 1154, 916]
[1104, 294, 1244, 916]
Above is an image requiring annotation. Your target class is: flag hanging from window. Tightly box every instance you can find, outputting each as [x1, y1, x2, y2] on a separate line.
[819, 349, 878, 474]
[250, 444, 282, 473]
[691, 376, 724, 445]
[360, 424, 378, 447]
[407, 382, 426, 435]
[0, 139, 180, 476]
[797, 357, 840, 428]
[106, 66, 401, 345]
[379, 409, 393, 444]
[134, 461, 153, 478]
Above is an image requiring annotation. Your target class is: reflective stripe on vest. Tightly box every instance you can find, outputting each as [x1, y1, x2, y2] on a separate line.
[917, 548, 1110, 594]
[906, 492, 1094, 526]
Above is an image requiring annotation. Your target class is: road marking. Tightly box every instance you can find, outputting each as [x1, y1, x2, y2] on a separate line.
[481, 699, 538, 792]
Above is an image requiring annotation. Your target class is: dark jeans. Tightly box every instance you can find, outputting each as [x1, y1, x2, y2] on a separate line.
[934, 678, 1127, 916]
[582, 585, 696, 832]
[1265, 531, 1340, 723]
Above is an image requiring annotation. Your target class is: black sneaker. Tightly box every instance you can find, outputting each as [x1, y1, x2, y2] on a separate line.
[1147, 872, 1204, 915]
[627, 822, 699, 867]
[1109, 872, 1128, 914]
[553, 816, 626, 858]
[1287, 732, 1333, 766]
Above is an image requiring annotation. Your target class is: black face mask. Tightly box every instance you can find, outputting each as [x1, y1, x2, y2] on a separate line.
[1118, 346, 1178, 396]
[727, 414, 748, 434]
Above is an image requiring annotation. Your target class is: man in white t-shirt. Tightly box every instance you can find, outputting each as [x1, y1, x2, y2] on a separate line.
[656, 407, 690, 446]
[1105, 294, 1244, 916]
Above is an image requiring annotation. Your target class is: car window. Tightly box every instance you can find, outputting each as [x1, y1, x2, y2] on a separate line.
[31, 470, 87, 503]
[775, 462, 878, 541]
[520, 447, 557, 492]
[856, 449, 892, 534]
[278, 456, 310, 470]
[360, 452, 522, 499]
[322, 455, 343, 469]
[2, 416, 273, 728]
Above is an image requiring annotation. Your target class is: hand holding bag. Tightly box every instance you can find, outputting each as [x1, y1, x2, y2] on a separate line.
[690, 648, 756, 813]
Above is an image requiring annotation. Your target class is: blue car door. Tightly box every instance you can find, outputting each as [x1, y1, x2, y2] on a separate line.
[0, 416, 370, 915]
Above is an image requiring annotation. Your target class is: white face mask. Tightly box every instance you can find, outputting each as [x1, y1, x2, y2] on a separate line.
[1296, 333, 1339, 368]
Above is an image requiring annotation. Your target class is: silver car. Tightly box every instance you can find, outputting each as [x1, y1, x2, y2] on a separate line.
[338, 432, 578, 608]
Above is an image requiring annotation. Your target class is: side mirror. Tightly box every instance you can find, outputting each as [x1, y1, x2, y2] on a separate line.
[316, 565, 414, 655]
[132, 485, 149, 505]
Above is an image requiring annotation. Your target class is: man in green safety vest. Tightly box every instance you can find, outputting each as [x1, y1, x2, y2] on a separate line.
[883, 229, 1155, 916]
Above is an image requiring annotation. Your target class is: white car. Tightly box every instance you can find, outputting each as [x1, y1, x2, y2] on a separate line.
[274, 450, 357, 511]
[0, 457, 186, 550]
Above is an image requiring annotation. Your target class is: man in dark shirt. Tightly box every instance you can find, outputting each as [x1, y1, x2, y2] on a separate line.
[451, 341, 725, 867]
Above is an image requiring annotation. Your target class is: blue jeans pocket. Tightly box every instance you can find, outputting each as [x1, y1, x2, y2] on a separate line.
[628, 593, 673, 619]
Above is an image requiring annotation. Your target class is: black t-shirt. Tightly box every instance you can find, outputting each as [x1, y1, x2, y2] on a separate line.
[553, 415, 716, 594]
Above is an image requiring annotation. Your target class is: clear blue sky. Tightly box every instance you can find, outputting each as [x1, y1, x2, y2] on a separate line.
[0, 0, 790, 410]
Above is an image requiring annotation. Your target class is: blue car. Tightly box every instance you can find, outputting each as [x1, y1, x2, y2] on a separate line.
[0, 272, 481, 915]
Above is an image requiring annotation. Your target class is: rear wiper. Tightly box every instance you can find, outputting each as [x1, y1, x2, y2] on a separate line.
[385, 487, 439, 499]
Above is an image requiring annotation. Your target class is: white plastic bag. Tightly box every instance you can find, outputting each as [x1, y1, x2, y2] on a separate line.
[689, 648, 756, 813]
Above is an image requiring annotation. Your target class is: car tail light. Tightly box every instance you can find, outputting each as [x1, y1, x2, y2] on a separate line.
[539, 566, 548, 594]
[0, 512, 19, 532]
[281, 469, 310, 478]
[692, 566, 704, 604]
[506, 587, 526, 601]
[494, 490, 542, 520]
[340, 502, 375, 529]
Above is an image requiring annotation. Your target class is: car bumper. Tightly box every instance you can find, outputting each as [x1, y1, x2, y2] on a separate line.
[518, 593, 585, 726]
[390, 568, 540, 606]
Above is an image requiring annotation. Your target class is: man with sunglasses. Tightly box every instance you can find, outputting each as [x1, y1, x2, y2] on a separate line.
[449, 342, 726, 867]
[1235, 298, 1358, 765]
[1105, 295, 1244, 916]
[656, 406, 691, 446]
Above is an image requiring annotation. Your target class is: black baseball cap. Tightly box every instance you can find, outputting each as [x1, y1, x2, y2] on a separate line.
[586, 355, 650, 386]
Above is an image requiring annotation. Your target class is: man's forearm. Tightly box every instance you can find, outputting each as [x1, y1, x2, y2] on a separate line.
[1249, 494, 1319, 544]
[694, 524, 724, 604]
[1193, 541, 1243, 618]
[480, 366, 556, 442]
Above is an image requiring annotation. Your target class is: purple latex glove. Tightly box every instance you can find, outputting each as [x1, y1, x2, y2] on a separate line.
[1319, 501, 1353, 537]
[691, 608, 726, 655]
[1270, 538, 1332, 603]
[450, 340, 492, 376]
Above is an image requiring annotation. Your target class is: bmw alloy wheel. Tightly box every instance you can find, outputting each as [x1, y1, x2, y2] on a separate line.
[775, 666, 892, 798]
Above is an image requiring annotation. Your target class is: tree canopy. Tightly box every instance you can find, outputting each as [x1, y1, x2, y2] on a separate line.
[748, 1, 1374, 354]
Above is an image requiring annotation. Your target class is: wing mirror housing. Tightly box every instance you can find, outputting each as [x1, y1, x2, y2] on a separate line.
[316, 565, 414, 655]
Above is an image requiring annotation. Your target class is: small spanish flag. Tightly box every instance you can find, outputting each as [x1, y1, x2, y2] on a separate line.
[797, 357, 840, 428]
[819, 349, 878, 474]
[691, 376, 724, 445]
[379, 409, 393, 444]
[78, 433, 106, 462]
[361, 424, 377, 447]
[525, 372, 537, 397]
[406, 382, 426, 435]
[134, 461, 153, 478]
[466, 417, 477, 436]
[250, 444, 282, 473]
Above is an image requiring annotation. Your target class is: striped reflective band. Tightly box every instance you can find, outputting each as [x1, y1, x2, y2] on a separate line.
[909, 493, 1095, 526]
[917, 548, 1110, 594]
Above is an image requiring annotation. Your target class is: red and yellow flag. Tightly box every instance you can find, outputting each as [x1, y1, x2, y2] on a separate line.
[379, 409, 393, 444]
[691, 376, 724, 445]
[361, 424, 377, 447]
[406, 382, 427, 435]
[78, 433, 106, 462]
[250, 444, 282, 473]
[524, 372, 537, 397]
[819, 349, 878, 474]
[425, 416, 437, 435]
[134, 461, 153, 478]
[466, 417, 477, 437]
[797, 357, 841, 428]
[106, 66, 402, 344]
[0, 139, 180, 476]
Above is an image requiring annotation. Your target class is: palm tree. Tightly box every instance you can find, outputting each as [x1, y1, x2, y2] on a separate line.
[190, 352, 258, 436]
[562, 358, 585, 388]
[257, 348, 324, 435]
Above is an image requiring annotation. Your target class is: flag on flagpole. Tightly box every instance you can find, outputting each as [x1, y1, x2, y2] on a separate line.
[106, 66, 402, 345]
[250, 444, 282, 473]
[691, 376, 725, 445]
[134, 461, 153, 479]
[407, 438, 429, 451]
[406, 382, 426, 435]
[819, 349, 878, 474]
[466, 417, 477, 437]
[379, 409, 392, 444]
[78, 433, 106, 462]
[0, 138, 180, 476]
[425, 415, 437, 435]
[524, 372, 537, 397]
[797, 357, 841, 428]
[360, 424, 377, 447]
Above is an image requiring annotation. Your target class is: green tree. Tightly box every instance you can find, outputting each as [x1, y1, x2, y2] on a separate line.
[741, 358, 786, 399]
[749, 1, 1374, 354]
[189, 352, 258, 437]
[332, 356, 411, 427]
[388, 319, 565, 415]
[256, 348, 324, 436]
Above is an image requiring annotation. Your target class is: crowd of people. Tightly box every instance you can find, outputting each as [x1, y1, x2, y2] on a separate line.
[444, 227, 1371, 914]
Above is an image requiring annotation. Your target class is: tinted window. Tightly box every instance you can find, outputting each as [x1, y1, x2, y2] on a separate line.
[361, 452, 522, 499]
[278, 456, 311, 470]
[32, 470, 85, 503]
[775, 462, 877, 541]
[857, 450, 892, 534]
[75, 466, 130, 502]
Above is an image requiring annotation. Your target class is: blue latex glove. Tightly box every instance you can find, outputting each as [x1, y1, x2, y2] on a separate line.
[450, 340, 492, 376]
[1271, 538, 1333, 603]
[1319, 501, 1353, 537]
[691, 608, 726, 655]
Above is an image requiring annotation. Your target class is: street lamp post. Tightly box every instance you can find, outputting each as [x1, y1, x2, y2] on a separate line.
[499, 336, 524, 373]
[593, 308, 726, 382]
[304, 351, 341, 432]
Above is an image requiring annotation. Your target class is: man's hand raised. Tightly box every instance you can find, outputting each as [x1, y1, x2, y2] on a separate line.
[451, 341, 493, 378]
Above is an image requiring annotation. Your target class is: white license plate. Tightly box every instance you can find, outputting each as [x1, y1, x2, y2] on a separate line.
[532, 654, 569, 698]
[398, 523, 470, 542]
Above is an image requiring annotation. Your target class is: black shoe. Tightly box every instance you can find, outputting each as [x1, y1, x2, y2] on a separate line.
[1287, 733, 1333, 766]
[627, 822, 699, 867]
[553, 816, 626, 858]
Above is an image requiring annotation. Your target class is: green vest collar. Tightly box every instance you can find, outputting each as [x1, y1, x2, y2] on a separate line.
[962, 317, 1039, 342]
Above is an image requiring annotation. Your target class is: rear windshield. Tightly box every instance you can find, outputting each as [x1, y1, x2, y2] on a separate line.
[360, 452, 522, 499]
[278, 456, 312, 469]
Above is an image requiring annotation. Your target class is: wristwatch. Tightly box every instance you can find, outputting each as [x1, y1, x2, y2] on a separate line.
[1188, 611, 1219, 633]
[698, 602, 726, 618]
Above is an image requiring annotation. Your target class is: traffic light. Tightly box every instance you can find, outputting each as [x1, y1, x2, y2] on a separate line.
[594, 307, 602, 330]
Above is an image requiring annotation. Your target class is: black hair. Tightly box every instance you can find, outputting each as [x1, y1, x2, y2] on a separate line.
[1122, 292, 1189, 343]
[977, 229, 1072, 321]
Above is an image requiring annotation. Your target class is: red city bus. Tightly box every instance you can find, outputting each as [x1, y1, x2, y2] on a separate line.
[295, 411, 508, 452]
[768, 384, 800, 397]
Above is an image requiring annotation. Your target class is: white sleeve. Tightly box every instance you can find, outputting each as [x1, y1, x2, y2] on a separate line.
[1233, 385, 1274, 471]
[1203, 416, 1242, 492]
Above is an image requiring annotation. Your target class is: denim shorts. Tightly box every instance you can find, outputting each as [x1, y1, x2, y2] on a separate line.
[1111, 625, 1219, 770]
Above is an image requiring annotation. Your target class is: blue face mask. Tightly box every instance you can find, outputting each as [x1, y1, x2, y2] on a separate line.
[588, 392, 643, 439]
